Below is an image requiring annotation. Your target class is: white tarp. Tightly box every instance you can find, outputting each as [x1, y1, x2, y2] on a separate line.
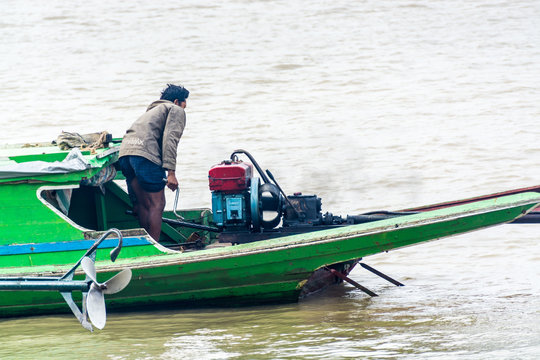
[0, 148, 92, 179]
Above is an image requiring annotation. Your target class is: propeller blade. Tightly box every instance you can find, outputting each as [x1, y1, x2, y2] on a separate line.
[102, 268, 132, 294]
[86, 283, 106, 330]
[81, 257, 99, 285]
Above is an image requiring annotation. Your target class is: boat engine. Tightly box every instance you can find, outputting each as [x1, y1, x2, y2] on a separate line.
[209, 150, 349, 243]
[209, 152, 283, 233]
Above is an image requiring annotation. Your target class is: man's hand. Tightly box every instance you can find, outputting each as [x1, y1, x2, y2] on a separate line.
[167, 170, 179, 191]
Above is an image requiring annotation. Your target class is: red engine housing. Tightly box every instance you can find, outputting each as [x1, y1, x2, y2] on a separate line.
[208, 160, 253, 192]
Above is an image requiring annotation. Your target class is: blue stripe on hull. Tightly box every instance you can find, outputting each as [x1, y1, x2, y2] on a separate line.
[0, 237, 151, 256]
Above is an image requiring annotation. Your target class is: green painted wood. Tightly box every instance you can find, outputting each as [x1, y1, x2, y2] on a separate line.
[1, 192, 538, 316]
[9, 151, 73, 163]
[0, 182, 84, 244]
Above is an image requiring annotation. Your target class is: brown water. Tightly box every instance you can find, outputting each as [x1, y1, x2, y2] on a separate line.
[1, 0, 539, 358]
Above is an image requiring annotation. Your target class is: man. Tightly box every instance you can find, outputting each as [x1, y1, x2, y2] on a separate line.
[118, 84, 189, 241]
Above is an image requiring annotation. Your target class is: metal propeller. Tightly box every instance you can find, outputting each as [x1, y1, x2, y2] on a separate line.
[81, 256, 132, 330]
[0, 228, 132, 332]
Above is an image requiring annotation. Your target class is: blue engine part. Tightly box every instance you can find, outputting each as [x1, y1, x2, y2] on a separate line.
[211, 175, 284, 232]
[211, 177, 261, 231]
[211, 192, 249, 230]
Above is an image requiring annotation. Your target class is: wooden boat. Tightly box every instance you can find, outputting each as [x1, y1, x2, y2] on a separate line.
[1, 139, 539, 329]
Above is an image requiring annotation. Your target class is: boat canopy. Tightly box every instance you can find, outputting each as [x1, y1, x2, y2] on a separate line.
[0, 148, 105, 180]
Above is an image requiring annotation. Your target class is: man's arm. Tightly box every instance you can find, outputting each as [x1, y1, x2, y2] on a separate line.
[161, 105, 186, 171]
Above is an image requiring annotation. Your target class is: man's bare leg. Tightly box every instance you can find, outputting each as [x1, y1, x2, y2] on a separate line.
[129, 178, 165, 241]
[144, 190, 165, 241]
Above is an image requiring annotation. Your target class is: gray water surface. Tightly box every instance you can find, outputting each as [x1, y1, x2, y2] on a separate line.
[0, 0, 539, 358]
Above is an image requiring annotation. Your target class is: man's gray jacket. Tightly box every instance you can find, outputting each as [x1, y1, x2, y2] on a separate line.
[119, 100, 186, 170]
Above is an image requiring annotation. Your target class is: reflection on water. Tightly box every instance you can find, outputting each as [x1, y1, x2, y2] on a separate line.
[1, 0, 539, 358]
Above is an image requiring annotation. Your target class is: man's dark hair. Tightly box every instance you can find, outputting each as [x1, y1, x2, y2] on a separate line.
[160, 84, 189, 103]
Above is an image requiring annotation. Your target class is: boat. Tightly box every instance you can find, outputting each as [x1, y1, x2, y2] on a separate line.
[1, 136, 539, 330]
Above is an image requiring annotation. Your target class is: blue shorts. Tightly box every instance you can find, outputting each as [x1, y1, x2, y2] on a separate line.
[118, 156, 166, 193]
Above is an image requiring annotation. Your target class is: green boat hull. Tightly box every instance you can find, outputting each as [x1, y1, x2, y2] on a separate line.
[1, 144, 539, 318]
[1, 192, 538, 317]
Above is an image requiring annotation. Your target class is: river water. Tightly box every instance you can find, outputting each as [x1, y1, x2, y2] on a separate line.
[1, 0, 539, 359]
